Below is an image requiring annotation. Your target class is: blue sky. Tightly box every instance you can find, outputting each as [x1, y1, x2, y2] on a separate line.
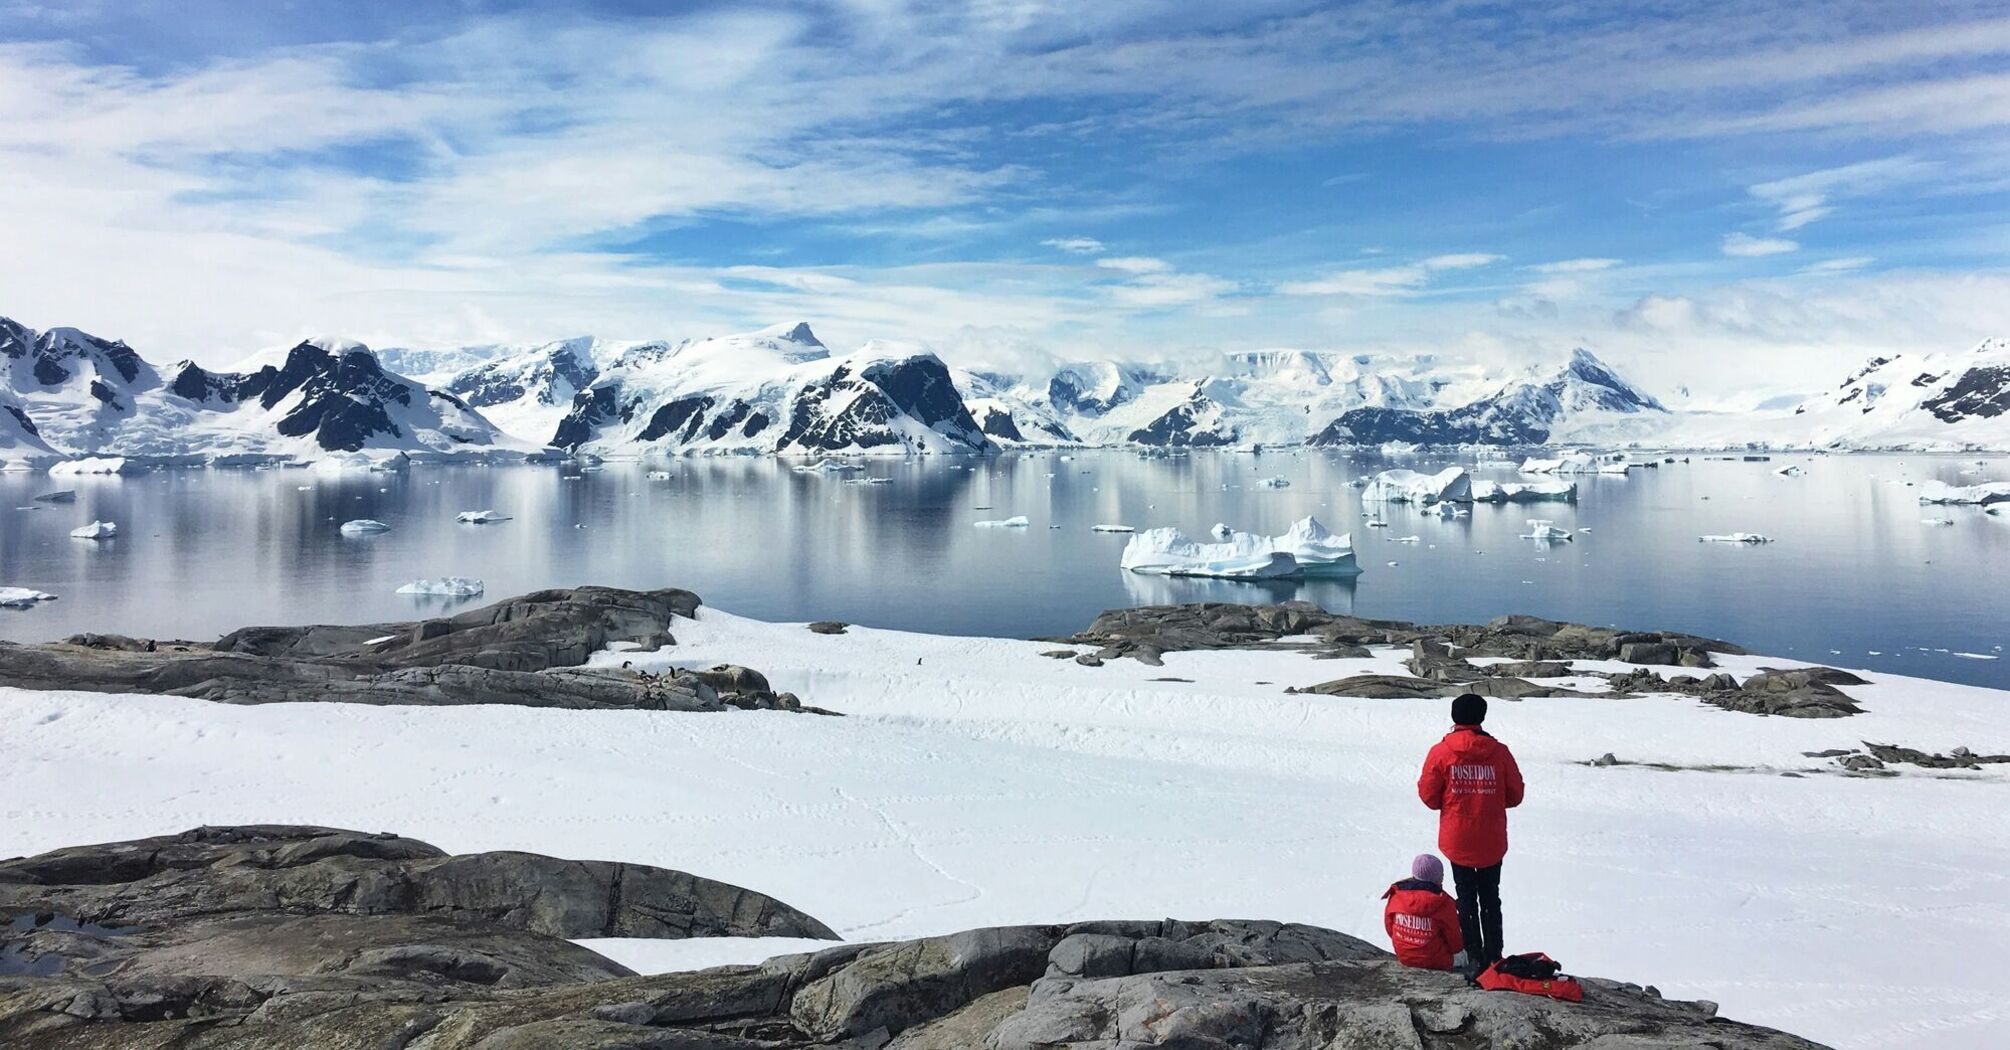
[4, 0, 2010, 397]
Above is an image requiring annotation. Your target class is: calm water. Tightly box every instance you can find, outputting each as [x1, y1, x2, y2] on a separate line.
[2, 451, 2005, 688]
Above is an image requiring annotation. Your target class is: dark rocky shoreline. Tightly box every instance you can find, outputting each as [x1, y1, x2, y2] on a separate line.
[0, 826, 1831, 1049]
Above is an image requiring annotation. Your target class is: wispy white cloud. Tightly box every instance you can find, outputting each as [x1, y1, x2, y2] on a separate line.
[1799, 256, 1876, 274]
[1722, 232, 1799, 257]
[1747, 157, 1937, 231]
[1280, 253, 1502, 296]
[1529, 257, 1621, 274]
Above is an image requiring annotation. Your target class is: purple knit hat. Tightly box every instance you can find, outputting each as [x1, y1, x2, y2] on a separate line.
[1411, 853, 1445, 884]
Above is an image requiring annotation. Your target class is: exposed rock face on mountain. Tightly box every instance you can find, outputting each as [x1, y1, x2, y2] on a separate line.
[550, 324, 995, 455]
[0, 847, 1827, 1050]
[0, 315, 531, 463]
[1311, 348, 1664, 447]
[1782, 338, 2010, 450]
[0, 586, 829, 713]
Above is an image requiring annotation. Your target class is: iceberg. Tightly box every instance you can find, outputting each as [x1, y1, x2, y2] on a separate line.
[31, 489, 77, 504]
[974, 516, 1030, 528]
[0, 587, 58, 608]
[50, 457, 134, 476]
[70, 520, 118, 539]
[1132, 516, 1360, 577]
[1120, 528, 1305, 580]
[1700, 533, 1773, 544]
[1360, 467, 1472, 504]
[1520, 519, 1573, 542]
[340, 519, 392, 535]
[395, 577, 485, 597]
[1521, 452, 1626, 475]
[456, 510, 512, 524]
[1471, 479, 1576, 503]
[1916, 480, 2010, 506]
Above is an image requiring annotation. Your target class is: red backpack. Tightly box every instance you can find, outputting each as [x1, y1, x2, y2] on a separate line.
[1475, 952, 1584, 1003]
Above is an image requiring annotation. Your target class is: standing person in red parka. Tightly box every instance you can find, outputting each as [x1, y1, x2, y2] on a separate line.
[1382, 853, 1463, 970]
[1417, 692, 1524, 966]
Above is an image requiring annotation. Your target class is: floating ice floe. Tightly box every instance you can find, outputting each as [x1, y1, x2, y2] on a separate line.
[31, 490, 76, 504]
[1361, 467, 1471, 504]
[1470, 479, 1576, 503]
[0, 587, 57, 608]
[1256, 476, 1291, 489]
[340, 519, 392, 535]
[395, 577, 485, 597]
[1916, 480, 2010, 506]
[455, 510, 512, 524]
[69, 520, 118, 539]
[974, 516, 1030, 528]
[1699, 532, 1773, 544]
[1092, 523, 1136, 533]
[50, 456, 134, 476]
[795, 458, 863, 475]
[1520, 519, 1573, 542]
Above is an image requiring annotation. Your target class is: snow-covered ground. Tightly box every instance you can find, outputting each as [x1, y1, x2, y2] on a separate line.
[3, 609, 2007, 1049]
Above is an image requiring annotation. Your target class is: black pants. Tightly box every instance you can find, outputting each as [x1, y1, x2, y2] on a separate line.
[1451, 861, 1503, 964]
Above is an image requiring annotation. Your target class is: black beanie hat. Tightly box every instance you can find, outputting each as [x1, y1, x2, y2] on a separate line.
[1451, 692, 1487, 726]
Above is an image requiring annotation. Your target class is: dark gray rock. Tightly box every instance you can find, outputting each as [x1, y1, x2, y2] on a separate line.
[0, 587, 822, 715]
[0, 902, 1831, 1050]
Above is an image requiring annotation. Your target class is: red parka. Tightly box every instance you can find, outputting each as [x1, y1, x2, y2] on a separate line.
[1382, 879, 1463, 970]
[1418, 725, 1525, 868]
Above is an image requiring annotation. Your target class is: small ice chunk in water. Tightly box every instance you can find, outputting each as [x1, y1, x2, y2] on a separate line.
[0, 587, 58, 608]
[395, 577, 484, 597]
[340, 519, 391, 535]
[1520, 519, 1573, 542]
[974, 516, 1030, 528]
[456, 510, 512, 524]
[69, 520, 117, 539]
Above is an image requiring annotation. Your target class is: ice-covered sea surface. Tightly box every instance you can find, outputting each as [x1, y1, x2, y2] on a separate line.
[1, 450, 2005, 686]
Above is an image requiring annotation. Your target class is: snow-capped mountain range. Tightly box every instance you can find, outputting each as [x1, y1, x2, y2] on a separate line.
[3, 310, 2007, 467]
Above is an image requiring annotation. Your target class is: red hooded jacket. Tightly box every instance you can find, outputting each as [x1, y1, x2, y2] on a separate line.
[1382, 878, 1463, 970]
[1418, 725, 1525, 868]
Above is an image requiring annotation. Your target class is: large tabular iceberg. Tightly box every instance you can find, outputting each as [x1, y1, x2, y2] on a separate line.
[1521, 452, 1627, 475]
[1471, 479, 1577, 503]
[1917, 480, 2010, 506]
[1122, 515, 1362, 579]
[1360, 467, 1471, 504]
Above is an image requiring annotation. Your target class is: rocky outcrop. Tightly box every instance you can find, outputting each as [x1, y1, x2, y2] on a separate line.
[0, 586, 829, 714]
[1057, 602, 1882, 717]
[0, 881, 1828, 1049]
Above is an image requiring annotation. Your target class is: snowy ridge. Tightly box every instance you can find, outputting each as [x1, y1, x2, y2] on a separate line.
[549, 324, 994, 456]
[1, 314, 539, 465]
